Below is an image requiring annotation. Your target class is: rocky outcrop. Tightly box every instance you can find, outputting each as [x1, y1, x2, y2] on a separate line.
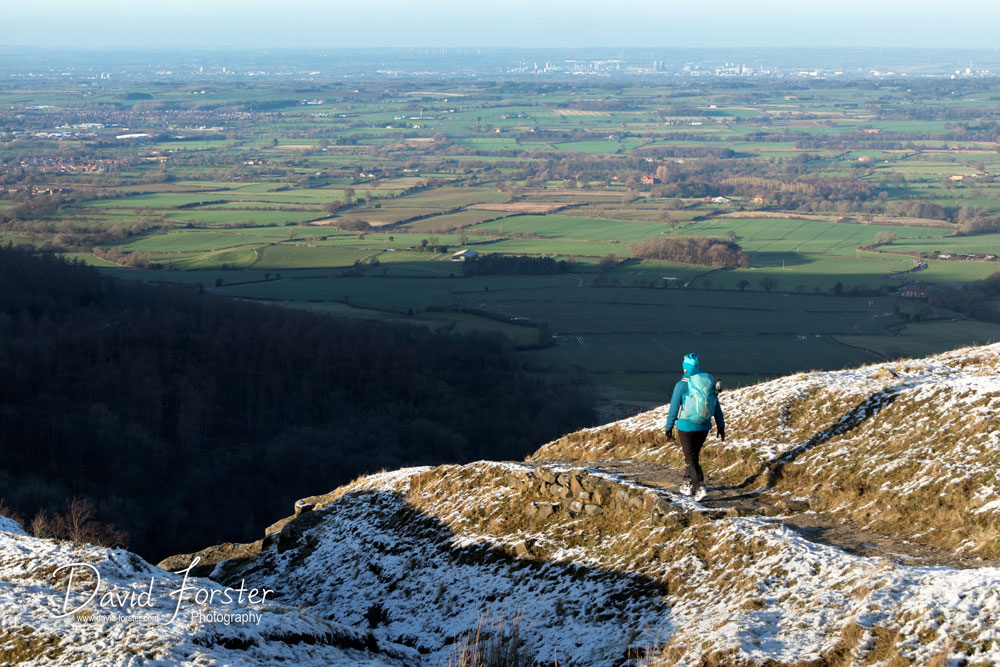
[507, 466, 720, 532]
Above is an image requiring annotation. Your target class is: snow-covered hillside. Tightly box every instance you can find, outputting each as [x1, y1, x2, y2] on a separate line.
[0, 517, 417, 665]
[4, 343, 1000, 665]
[175, 459, 1000, 666]
[537, 342, 1000, 559]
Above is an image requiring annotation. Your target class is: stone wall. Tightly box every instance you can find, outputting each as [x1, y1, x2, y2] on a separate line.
[505, 466, 722, 528]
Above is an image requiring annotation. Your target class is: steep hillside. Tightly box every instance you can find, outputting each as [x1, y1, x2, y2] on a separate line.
[536, 342, 1000, 560]
[0, 516, 417, 665]
[5, 344, 1000, 665]
[160, 459, 1000, 665]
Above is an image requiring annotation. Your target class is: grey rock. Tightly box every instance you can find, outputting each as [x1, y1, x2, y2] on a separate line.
[583, 504, 604, 516]
[652, 497, 673, 514]
[514, 540, 535, 559]
[536, 503, 556, 520]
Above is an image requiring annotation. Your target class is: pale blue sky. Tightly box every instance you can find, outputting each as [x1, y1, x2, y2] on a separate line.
[4, 0, 999, 49]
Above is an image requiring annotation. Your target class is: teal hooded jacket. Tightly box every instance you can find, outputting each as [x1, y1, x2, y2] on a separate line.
[664, 364, 725, 433]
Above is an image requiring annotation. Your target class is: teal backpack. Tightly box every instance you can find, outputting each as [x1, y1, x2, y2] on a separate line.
[679, 373, 717, 423]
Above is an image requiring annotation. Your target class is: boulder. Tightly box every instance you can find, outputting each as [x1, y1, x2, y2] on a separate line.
[583, 504, 604, 517]
[643, 493, 663, 513]
[537, 468, 557, 484]
[654, 511, 686, 527]
[513, 540, 535, 559]
[775, 498, 810, 513]
[651, 497, 673, 515]
[536, 503, 556, 520]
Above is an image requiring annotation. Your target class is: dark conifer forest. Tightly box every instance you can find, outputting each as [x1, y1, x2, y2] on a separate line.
[0, 246, 595, 561]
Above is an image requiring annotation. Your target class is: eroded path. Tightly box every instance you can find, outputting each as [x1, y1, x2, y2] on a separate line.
[532, 458, 999, 570]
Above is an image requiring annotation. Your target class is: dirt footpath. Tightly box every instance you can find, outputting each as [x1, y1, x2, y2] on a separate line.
[532, 458, 999, 570]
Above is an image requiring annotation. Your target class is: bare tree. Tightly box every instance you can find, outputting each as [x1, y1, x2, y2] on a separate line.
[30, 510, 53, 538]
[759, 277, 778, 292]
[58, 497, 96, 544]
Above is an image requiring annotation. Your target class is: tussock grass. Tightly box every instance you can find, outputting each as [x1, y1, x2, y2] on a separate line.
[0, 626, 64, 663]
[533, 345, 1000, 559]
[406, 464, 676, 567]
[447, 609, 533, 667]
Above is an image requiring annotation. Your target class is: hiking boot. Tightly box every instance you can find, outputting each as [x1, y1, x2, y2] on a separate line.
[679, 480, 692, 496]
[694, 486, 708, 502]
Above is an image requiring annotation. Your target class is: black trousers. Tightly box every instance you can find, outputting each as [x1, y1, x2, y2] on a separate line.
[678, 429, 708, 488]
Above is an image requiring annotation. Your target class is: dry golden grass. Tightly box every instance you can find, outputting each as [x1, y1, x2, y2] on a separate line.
[533, 352, 1000, 560]
[0, 626, 64, 663]
[446, 609, 533, 667]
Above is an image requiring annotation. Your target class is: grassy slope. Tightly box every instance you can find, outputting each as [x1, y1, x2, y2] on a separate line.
[139, 343, 1000, 667]
[535, 343, 1000, 559]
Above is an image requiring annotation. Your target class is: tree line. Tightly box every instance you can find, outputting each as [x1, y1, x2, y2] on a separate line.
[631, 237, 751, 268]
[0, 246, 596, 561]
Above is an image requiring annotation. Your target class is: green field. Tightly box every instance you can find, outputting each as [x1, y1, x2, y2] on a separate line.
[9, 75, 1000, 411]
[688, 217, 951, 255]
[833, 320, 1000, 360]
[468, 214, 669, 242]
[888, 234, 1000, 255]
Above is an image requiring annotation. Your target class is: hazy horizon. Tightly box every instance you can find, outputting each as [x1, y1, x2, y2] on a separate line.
[4, 1, 1000, 50]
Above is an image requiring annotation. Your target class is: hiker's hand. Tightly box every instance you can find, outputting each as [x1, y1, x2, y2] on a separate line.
[665, 429, 675, 442]
[717, 428, 725, 441]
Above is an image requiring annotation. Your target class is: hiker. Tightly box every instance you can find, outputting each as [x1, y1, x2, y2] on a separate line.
[664, 353, 725, 501]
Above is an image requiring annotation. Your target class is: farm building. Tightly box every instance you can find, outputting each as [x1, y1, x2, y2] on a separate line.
[640, 175, 660, 185]
[900, 283, 928, 299]
[451, 249, 479, 262]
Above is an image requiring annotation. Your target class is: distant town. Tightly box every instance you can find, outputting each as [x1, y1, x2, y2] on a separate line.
[3, 47, 1000, 82]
